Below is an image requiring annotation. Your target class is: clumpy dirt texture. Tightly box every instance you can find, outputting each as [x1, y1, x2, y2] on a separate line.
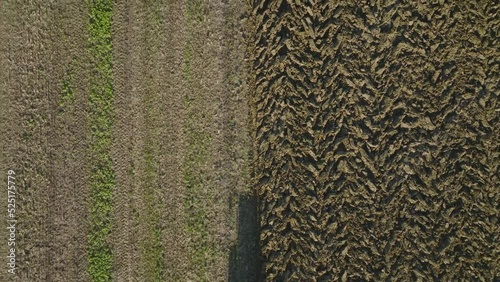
[248, 0, 498, 281]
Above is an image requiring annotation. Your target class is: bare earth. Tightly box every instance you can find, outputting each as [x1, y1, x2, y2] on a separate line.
[1, 1, 250, 281]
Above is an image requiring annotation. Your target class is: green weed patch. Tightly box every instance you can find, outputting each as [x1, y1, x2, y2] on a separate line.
[86, 0, 114, 281]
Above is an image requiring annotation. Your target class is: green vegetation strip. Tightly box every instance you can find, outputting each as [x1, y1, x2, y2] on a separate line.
[183, 100, 213, 280]
[183, 1, 217, 279]
[87, 0, 114, 281]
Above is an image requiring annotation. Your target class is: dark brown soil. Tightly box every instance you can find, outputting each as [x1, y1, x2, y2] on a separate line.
[248, 1, 498, 281]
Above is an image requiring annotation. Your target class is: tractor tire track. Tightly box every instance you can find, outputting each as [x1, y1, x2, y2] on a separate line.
[112, 1, 189, 281]
[112, 0, 144, 280]
[159, 1, 189, 280]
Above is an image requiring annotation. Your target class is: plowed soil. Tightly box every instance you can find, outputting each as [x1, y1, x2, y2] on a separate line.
[248, 1, 498, 281]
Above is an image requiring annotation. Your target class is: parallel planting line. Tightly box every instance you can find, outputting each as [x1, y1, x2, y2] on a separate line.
[183, 1, 218, 280]
[142, 4, 166, 280]
[87, 0, 114, 281]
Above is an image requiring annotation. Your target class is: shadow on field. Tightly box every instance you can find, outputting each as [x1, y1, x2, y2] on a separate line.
[228, 193, 262, 282]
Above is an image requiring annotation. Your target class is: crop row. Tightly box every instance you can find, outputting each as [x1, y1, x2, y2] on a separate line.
[87, 0, 114, 281]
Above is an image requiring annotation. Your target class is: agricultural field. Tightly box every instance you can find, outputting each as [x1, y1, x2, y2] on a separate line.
[0, 0, 498, 282]
[0, 0, 252, 281]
